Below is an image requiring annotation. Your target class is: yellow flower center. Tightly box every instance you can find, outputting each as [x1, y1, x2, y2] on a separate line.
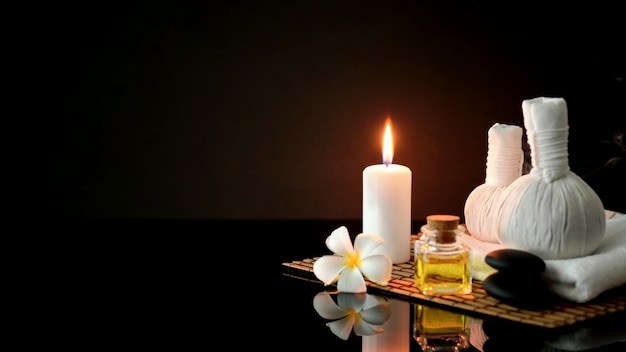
[345, 252, 361, 269]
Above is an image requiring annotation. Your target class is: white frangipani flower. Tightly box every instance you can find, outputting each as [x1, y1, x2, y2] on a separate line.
[313, 226, 392, 293]
[312, 291, 392, 340]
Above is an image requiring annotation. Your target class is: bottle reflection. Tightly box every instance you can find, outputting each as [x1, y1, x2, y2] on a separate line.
[413, 304, 471, 352]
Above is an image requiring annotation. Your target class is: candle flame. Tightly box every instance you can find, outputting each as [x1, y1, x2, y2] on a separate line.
[382, 119, 393, 166]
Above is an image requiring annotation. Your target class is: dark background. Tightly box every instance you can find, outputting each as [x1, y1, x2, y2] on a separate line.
[37, 3, 624, 349]
[44, 0, 625, 221]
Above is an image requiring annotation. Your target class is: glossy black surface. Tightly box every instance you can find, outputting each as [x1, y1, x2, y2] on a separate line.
[49, 219, 626, 351]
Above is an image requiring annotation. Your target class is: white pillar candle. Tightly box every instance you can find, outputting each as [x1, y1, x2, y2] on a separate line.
[363, 120, 412, 264]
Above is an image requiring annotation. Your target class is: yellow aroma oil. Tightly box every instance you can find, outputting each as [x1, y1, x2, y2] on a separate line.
[413, 304, 470, 352]
[415, 215, 472, 295]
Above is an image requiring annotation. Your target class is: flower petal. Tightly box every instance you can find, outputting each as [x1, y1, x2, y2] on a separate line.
[362, 293, 387, 310]
[337, 266, 367, 293]
[313, 255, 347, 285]
[325, 226, 355, 258]
[360, 301, 392, 325]
[336, 292, 366, 312]
[354, 233, 385, 257]
[326, 315, 355, 340]
[353, 318, 385, 336]
[359, 255, 392, 286]
[312, 292, 348, 320]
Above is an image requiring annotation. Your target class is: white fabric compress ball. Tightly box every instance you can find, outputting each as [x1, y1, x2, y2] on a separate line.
[497, 97, 606, 260]
[464, 123, 524, 243]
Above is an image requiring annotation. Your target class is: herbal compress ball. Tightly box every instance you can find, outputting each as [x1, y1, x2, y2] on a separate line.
[497, 97, 605, 260]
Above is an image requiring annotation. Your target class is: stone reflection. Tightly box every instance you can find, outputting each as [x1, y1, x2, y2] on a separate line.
[472, 309, 626, 352]
[544, 316, 626, 351]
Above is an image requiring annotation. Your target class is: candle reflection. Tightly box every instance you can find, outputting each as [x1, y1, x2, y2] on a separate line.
[362, 298, 410, 352]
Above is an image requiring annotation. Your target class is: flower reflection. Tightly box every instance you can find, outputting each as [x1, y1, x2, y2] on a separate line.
[312, 291, 392, 340]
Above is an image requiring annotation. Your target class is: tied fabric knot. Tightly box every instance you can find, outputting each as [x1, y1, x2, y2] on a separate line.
[528, 127, 570, 182]
[485, 144, 525, 186]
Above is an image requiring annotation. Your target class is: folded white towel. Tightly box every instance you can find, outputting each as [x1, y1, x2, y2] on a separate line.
[460, 212, 626, 303]
[544, 214, 626, 303]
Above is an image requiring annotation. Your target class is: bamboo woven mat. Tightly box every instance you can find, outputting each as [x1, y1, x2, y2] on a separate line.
[282, 235, 626, 329]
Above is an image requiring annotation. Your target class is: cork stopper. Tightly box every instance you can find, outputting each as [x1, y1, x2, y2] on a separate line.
[426, 214, 460, 244]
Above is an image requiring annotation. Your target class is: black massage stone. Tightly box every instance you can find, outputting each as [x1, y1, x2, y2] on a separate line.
[485, 249, 546, 274]
[483, 271, 553, 309]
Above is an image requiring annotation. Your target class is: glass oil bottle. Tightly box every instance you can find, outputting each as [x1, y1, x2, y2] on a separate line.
[415, 214, 471, 295]
[413, 303, 470, 352]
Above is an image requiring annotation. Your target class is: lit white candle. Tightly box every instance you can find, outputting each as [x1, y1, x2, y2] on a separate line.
[363, 119, 412, 264]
